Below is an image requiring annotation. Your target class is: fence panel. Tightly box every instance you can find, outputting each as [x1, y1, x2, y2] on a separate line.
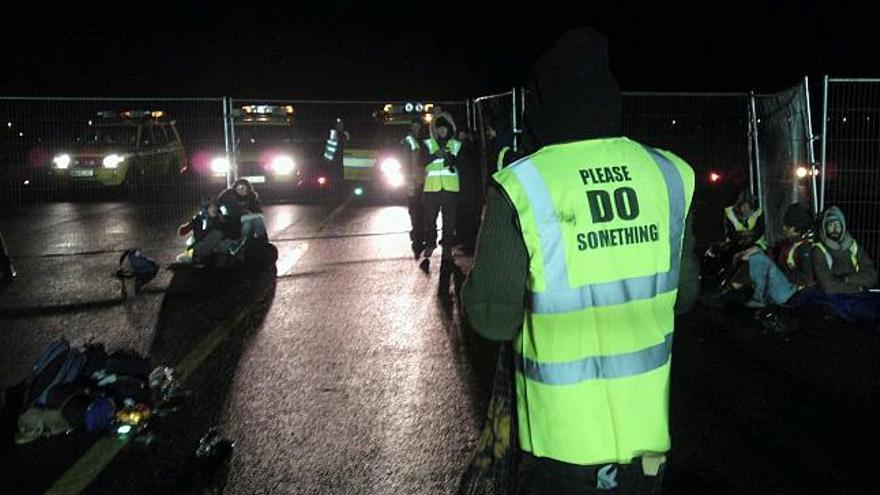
[621, 93, 752, 246]
[821, 78, 880, 261]
[754, 80, 815, 245]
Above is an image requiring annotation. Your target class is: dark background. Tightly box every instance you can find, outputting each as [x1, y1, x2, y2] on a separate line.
[2, 0, 879, 99]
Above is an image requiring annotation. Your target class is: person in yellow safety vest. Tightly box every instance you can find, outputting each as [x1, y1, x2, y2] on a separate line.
[811, 206, 878, 295]
[724, 189, 767, 251]
[323, 118, 349, 192]
[402, 118, 427, 258]
[732, 203, 817, 307]
[462, 28, 699, 494]
[419, 112, 462, 273]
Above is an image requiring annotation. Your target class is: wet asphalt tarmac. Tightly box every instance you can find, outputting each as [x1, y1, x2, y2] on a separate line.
[1, 194, 879, 494]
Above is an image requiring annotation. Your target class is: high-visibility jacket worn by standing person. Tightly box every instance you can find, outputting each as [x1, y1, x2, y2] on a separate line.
[493, 137, 695, 466]
[423, 137, 462, 193]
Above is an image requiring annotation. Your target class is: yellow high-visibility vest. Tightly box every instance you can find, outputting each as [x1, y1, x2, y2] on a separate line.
[423, 138, 462, 193]
[494, 137, 694, 466]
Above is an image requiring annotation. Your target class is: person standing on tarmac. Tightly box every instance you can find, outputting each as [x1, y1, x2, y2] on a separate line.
[403, 118, 427, 258]
[420, 112, 462, 273]
[324, 118, 350, 195]
[462, 28, 699, 493]
[0, 230, 16, 282]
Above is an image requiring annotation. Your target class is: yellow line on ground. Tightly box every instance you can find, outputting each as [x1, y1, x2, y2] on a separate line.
[42, 201, 352, 494]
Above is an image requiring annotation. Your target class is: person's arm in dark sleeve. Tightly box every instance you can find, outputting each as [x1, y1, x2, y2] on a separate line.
[811, 246, 857, 294]
[752, 213, 766, 241]
[791, 244, 816, 287]
[675, 207, 699, 315]
[250, 196, 263, 214]
[461, 185, 528, 341]
[847, 248, 878, 289]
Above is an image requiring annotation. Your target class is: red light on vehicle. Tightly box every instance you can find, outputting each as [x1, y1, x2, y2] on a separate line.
[709, 172, 721, 183]
[317, 176, 327, 186]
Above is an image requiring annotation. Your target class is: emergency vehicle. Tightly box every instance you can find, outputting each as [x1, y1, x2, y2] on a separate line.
[206, 105, 322, 197]
[50, 110, 186, 187]
[337, 102, 435, 199]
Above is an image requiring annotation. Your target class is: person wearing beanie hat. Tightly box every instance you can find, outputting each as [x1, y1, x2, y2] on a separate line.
[462, 27, 699, 493]
[723, 189, 767, 252]
[735, 203, 817, 307]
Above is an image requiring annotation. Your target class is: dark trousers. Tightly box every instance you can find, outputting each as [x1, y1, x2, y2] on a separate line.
[0, 231, 13, 279]
[408, 191, 424, 249]
[422, 192, 458, 251]
[516, 454, 665, 495]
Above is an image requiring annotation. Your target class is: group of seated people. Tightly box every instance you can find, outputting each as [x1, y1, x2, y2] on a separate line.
[176, 178, 268, 267]
[715, 190, 879, 330]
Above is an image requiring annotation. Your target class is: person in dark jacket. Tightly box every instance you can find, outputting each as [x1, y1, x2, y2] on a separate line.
[217, 179, 266, 258]
[0, 230, 15, 282]
[461, 27, 699, 494]
[735, 203, 816, 307]
[455, 127, 481, 255]
[805, 206, 880, 326]
[176, 199, 229, 265]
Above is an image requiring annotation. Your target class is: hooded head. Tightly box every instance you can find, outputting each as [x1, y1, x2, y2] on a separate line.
[524, 27, 623, 147]
[820, 206, 853, 250]
[431, 112, 457, 142]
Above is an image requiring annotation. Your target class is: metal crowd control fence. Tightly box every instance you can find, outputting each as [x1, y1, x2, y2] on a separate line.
[225, 99, 468, 204]
[0, 97, 227, 203]
[821, 77, 880, 261]
[620, 92, 753, 245]
[752, 79, 817, 245]
[472, 90, 517, 194]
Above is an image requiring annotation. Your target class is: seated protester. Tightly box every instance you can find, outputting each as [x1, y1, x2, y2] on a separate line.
[724, 189, 767, 252]
[735, 203, 816, 307]
[176, 199, 230, 265]
[807, 206, 880, 325]
[216, 179, 267, 258]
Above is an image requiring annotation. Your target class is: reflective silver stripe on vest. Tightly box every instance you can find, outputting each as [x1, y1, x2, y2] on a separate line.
[513, 146, 686, 314]
[426, 169, 458, 177]
[518, 333, 673, 385]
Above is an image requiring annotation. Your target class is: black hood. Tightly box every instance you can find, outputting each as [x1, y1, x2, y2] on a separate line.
[524, 27, 623, 147]
[732, 189, 758, 212]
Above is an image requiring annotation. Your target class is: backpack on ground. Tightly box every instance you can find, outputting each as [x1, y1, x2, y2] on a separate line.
[23, 339, 86, 408]
[117, 248, 160, 291]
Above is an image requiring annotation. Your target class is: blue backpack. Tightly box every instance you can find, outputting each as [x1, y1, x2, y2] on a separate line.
[117, 248, 159, 291]
[24, 339, 86, 408]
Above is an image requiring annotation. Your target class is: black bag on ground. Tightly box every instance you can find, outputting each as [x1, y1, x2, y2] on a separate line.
[759, 305, 802, 338]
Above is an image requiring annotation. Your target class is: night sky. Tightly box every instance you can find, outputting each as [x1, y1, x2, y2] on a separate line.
[2, 0, 878, 99]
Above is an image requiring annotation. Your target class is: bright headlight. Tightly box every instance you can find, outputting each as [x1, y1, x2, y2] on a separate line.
[53, 154, 71, 169]
[380, 157, 402, 174]
[386, 172, 405, 188]
[210, 157, 231, 175]
[269, 155, 295, 175]
[102, 154, 124, 169]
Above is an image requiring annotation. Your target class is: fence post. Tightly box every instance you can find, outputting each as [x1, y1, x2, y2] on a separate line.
[222, 97, 233, 188]
[749, 92, 764, 208]
[802, 76, 820, 215]
[476, 101, 488, 196]
[820, 75, 830, 213]
[511, 87, 520, 153]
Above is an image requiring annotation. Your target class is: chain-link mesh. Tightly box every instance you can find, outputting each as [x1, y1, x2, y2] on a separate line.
[754, 82, 815, 245]
[821, 79, 880, 261]
[0, 97, 226, 200]
[622, 93, 752, 246]
[473, 91, 515, 194]
[224, 99, 467, 204]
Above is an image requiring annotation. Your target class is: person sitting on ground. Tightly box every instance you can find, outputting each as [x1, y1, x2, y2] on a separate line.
[733, 203, 816, 307]
[724, 189, 767, 252]
[176, 199, 230, 266]
[806, 206, 880, 327]
[216, 179, 267, 258]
